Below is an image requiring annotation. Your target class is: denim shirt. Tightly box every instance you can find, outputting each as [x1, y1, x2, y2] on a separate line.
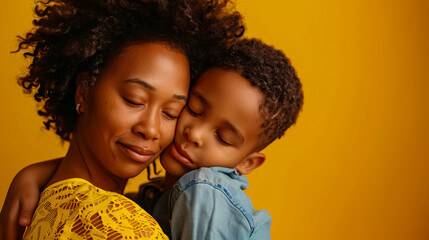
[169, 167, 271, 240]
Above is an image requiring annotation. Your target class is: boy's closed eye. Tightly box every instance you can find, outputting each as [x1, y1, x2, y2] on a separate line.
[215, 130, 233, 146]
[215, 127, 243, 147]
[185, 103, 203, 117]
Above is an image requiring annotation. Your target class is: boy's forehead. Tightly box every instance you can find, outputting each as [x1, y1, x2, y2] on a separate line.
[192, 68, 264, 136]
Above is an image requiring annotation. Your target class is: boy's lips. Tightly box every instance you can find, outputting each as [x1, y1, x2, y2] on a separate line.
[170, 142, 194, 167]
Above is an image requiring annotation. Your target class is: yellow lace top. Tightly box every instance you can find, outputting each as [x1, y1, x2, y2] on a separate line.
[23, 178, 168, 240]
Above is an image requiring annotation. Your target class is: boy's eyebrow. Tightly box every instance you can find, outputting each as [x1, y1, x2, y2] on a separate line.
[124, 78, 187, 101]
[191, 91, 209, 106]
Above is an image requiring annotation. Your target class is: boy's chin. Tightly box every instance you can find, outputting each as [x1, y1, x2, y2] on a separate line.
[160, 147, 189, 178]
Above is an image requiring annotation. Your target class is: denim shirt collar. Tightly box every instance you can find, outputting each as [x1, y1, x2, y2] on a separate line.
[208, 166, 250, 190]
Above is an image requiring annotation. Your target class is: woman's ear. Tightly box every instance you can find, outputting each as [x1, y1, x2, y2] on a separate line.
[75, 72, 90, 114]
[236, 152, 265, 175]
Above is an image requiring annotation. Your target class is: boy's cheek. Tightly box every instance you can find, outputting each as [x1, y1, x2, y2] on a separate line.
[175, 111, 191, 135]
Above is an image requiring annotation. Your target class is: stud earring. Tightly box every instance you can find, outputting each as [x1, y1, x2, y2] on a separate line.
[76, 103, 81, 114]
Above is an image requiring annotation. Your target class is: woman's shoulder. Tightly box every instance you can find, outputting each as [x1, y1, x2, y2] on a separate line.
[27, 178, 168, 239]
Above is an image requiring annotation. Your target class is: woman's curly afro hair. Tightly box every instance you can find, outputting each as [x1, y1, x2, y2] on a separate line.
[16, 0, 244, 141]
[209, 38, 303, 149]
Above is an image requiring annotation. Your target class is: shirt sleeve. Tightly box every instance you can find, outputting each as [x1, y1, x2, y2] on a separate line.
[170, 181, 252, 240]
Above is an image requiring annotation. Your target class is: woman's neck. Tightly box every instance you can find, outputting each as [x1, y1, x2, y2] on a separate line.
[47, 137, 127, 194]
[164, 172, 181, 189]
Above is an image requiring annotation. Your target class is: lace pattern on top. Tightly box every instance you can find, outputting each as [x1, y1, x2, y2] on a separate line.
[23, 178, 168, 240]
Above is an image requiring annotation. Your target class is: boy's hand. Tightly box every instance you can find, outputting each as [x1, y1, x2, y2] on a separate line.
[0, 168, 40, 240]
[0, 158, 61, 240]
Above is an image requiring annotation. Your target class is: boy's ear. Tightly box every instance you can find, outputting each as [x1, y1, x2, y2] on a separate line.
[236, 152, 265, 175]
[75, 72, 90, 114]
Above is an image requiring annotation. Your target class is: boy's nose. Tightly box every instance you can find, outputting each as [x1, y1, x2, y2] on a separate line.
[184, 127, 203, 147]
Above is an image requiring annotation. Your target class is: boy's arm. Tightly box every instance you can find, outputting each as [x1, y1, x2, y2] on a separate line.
[170, 182, 252, 240]
[0, 158, 61, 240]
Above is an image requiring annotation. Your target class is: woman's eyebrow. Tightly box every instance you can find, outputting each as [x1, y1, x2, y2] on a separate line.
[124, 78, 155, 90]
[173, 94, 187, 101]
[124, 78, 187, 101]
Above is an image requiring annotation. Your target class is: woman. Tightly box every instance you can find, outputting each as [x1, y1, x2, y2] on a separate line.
[0, 0, 244, 238]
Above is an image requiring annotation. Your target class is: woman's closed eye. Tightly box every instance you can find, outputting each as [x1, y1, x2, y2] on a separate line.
[163, 111, 179, 120]
[123, 97, 144, 106]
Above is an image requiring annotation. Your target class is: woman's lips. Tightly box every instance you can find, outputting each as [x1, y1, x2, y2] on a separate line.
[118, 143, 156, 163]
[170, 142, 194, 167]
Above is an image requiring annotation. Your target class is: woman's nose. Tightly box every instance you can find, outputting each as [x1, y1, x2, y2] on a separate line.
[134, 108, 160, 140]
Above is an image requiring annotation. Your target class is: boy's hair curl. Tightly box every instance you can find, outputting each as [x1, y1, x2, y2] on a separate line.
[16, 0, 244, 141]
[210, 38, 303, 149]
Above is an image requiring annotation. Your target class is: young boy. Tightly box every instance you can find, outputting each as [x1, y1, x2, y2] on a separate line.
[154, 38, 303, 239]
[0, 38, 303, 239]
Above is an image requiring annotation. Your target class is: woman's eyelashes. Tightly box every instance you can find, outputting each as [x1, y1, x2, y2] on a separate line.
[123, 96, 181, 120]
[162, 111, 179, 120]
[123, 96, 144, 106]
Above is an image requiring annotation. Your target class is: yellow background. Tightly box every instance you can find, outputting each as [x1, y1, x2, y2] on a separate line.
[1, 0, 428, 239]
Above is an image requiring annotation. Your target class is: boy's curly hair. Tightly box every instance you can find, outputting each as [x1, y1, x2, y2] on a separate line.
[210, 38, 303, 149]
[16, 0, 244, 141]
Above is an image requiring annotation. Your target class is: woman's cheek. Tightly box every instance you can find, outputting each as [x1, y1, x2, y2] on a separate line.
[161, 120, 178, 150]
